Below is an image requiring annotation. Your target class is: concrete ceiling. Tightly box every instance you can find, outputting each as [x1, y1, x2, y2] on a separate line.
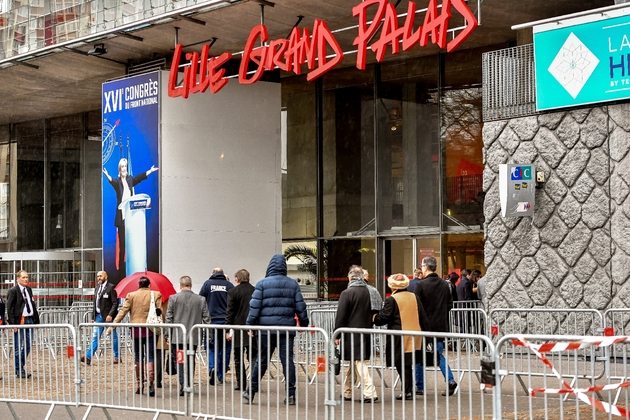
[0, 0, 615, 126]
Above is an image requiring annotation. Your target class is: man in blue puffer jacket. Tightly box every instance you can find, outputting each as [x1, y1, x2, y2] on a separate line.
[243, 254, 309, 405]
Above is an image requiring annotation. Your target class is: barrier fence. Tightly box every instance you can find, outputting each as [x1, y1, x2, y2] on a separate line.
[2, 308, 630, 419]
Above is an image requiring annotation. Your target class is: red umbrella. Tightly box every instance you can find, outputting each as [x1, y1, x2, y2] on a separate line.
[115, 271, 176, 302]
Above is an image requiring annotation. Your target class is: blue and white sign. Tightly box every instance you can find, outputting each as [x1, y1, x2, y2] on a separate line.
[534, 6, 630, 111]
[102, 72, 160, 285]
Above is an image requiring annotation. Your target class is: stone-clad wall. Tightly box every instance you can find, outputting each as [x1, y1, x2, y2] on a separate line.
[483, 103, 630, 312]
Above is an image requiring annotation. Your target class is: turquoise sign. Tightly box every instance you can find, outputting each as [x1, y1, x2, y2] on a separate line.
[534, 9, 630, 111]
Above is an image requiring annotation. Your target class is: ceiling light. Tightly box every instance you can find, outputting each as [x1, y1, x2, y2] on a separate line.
[87, 43, 108, 56]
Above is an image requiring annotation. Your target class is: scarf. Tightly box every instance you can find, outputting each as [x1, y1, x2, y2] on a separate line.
[348, 279, 383, 311]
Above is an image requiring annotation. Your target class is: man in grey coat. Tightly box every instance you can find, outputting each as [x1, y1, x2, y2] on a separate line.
[165, 276, 211, 396]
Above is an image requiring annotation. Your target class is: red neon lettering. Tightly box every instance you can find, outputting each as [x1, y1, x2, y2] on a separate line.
[239, 24, 268, 84]
[352, 0, 387, 70]
[208, 52, 232, 94]
[286, 27, 314, 75]
[168, 43, 232, 97]
[306, 20, 344, 81]
[168, 44, 188, 98]
[401, 2, 421, 51]
[420, 0, 451, 48]
[265, 39, 290, 71]
[447, 0, 478, 52]
[370, 2, 403, 62]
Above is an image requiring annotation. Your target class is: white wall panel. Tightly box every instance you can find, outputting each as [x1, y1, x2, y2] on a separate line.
[160, 73, 281, 291]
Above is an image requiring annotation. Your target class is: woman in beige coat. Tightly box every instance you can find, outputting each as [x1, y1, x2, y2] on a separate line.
[112, 277, 163, 396]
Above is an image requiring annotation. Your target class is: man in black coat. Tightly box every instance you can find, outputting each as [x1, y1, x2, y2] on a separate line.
[6, 270, 40, 378]
[414, 256, 457, 396]
[225, 269, 257, 391]
[334, 265, 381, 403]
[82, 271, 119, 364]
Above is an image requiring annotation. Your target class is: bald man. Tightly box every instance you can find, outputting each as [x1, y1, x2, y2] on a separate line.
[82, 271, 120, 365]
[199, 267, 234, 385]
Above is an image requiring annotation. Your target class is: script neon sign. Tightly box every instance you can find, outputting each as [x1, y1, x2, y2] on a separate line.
[168, 0, 478, 98]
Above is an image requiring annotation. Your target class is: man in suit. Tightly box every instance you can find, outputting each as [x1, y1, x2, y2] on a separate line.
[225, 269, 257, 391]
[6, 270, 40, 378]
[81, 270, 119, 365]
[165, 275, 210, 396]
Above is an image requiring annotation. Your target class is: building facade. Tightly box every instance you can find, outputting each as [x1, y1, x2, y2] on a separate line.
[0, 0, 618, 305]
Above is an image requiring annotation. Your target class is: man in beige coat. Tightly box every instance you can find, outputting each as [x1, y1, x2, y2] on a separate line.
[110, 277, 163, 396]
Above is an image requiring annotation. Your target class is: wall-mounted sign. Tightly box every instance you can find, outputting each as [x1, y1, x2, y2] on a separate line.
[169, 0, 478, 98]
[534, 6, 630, 111]
[499, 164, 535, 217]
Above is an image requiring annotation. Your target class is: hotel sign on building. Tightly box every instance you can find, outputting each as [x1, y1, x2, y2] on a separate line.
[534, 6, 630, 111]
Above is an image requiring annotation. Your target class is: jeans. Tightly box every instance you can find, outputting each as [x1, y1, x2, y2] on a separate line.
[207, 320, 231, 381]
[85, 313, 119, 359]
[416, 340, 454, 390]
[14, 317, 33, 373]
[249, 332, 296, 396]
[133, 336, 155, 363]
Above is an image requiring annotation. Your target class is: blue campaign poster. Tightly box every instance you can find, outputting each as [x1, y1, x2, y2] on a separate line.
[102, 72, 160, 285]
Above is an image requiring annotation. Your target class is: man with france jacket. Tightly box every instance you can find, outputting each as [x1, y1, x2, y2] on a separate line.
[243, 254, 309, 406]
[199, 267, 234, 385]
[6, 270, 40, 378]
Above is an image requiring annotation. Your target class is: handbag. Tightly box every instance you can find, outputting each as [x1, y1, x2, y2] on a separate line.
[146, 291, 163, 334]
[334, 346, 341, 376]
[421, 341, 437, 367]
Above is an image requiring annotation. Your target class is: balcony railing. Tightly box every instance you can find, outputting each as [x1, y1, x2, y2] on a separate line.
[0, 0, 235, 62]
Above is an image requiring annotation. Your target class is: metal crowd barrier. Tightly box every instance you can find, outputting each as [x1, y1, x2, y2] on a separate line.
[7, 309, 630, 420]
[0, 324, 78, 411]
[188, 324, 330, 420]
[331, 327, 496, 420]
[489, 309, 606, 396]
[493, 334, 626, 420]
[77, 322, 188, 418]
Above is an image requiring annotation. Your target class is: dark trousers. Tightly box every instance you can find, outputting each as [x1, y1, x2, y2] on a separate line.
[396, 363, 413, 396]
[233, 343, 256, 387]
[172, 343, 197, 387]
[249, 332, 295, 396]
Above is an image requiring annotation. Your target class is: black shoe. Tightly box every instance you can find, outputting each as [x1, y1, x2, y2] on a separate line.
[396, 393, 413, 400]
[416, 389, 424, 395]
[156, 383, 162, 389]
[343, 396, 352, 401]
[442, 382, 458, 396]
[16, 372, 31, 379]
[179, 387, 184, 397]
[243, 389, 255, 404]
[208, 369, 215, 385]
[234, 384, 241, 391]
[80, 356, 91, 365]
[284, 395, 296, 405]
[363, 397, 378, 403]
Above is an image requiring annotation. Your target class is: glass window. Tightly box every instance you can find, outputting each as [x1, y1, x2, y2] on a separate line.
[282, 77, 317, 239]
[320, 238, 375, 300]
[442, 47, 486, 230]
[84, 110, 102, 249]
[48, 114, 82, 249]
[16, 119, 45, 250]
[442, 232, 485, 278]
[377, 57, 440, 234]
[0, 125, 10, 247]
[322, 66, 375, 237]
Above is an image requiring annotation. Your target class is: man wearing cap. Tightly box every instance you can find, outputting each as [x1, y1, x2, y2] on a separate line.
[82, 270, 120, 365]
[6, 270, 40, 378]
